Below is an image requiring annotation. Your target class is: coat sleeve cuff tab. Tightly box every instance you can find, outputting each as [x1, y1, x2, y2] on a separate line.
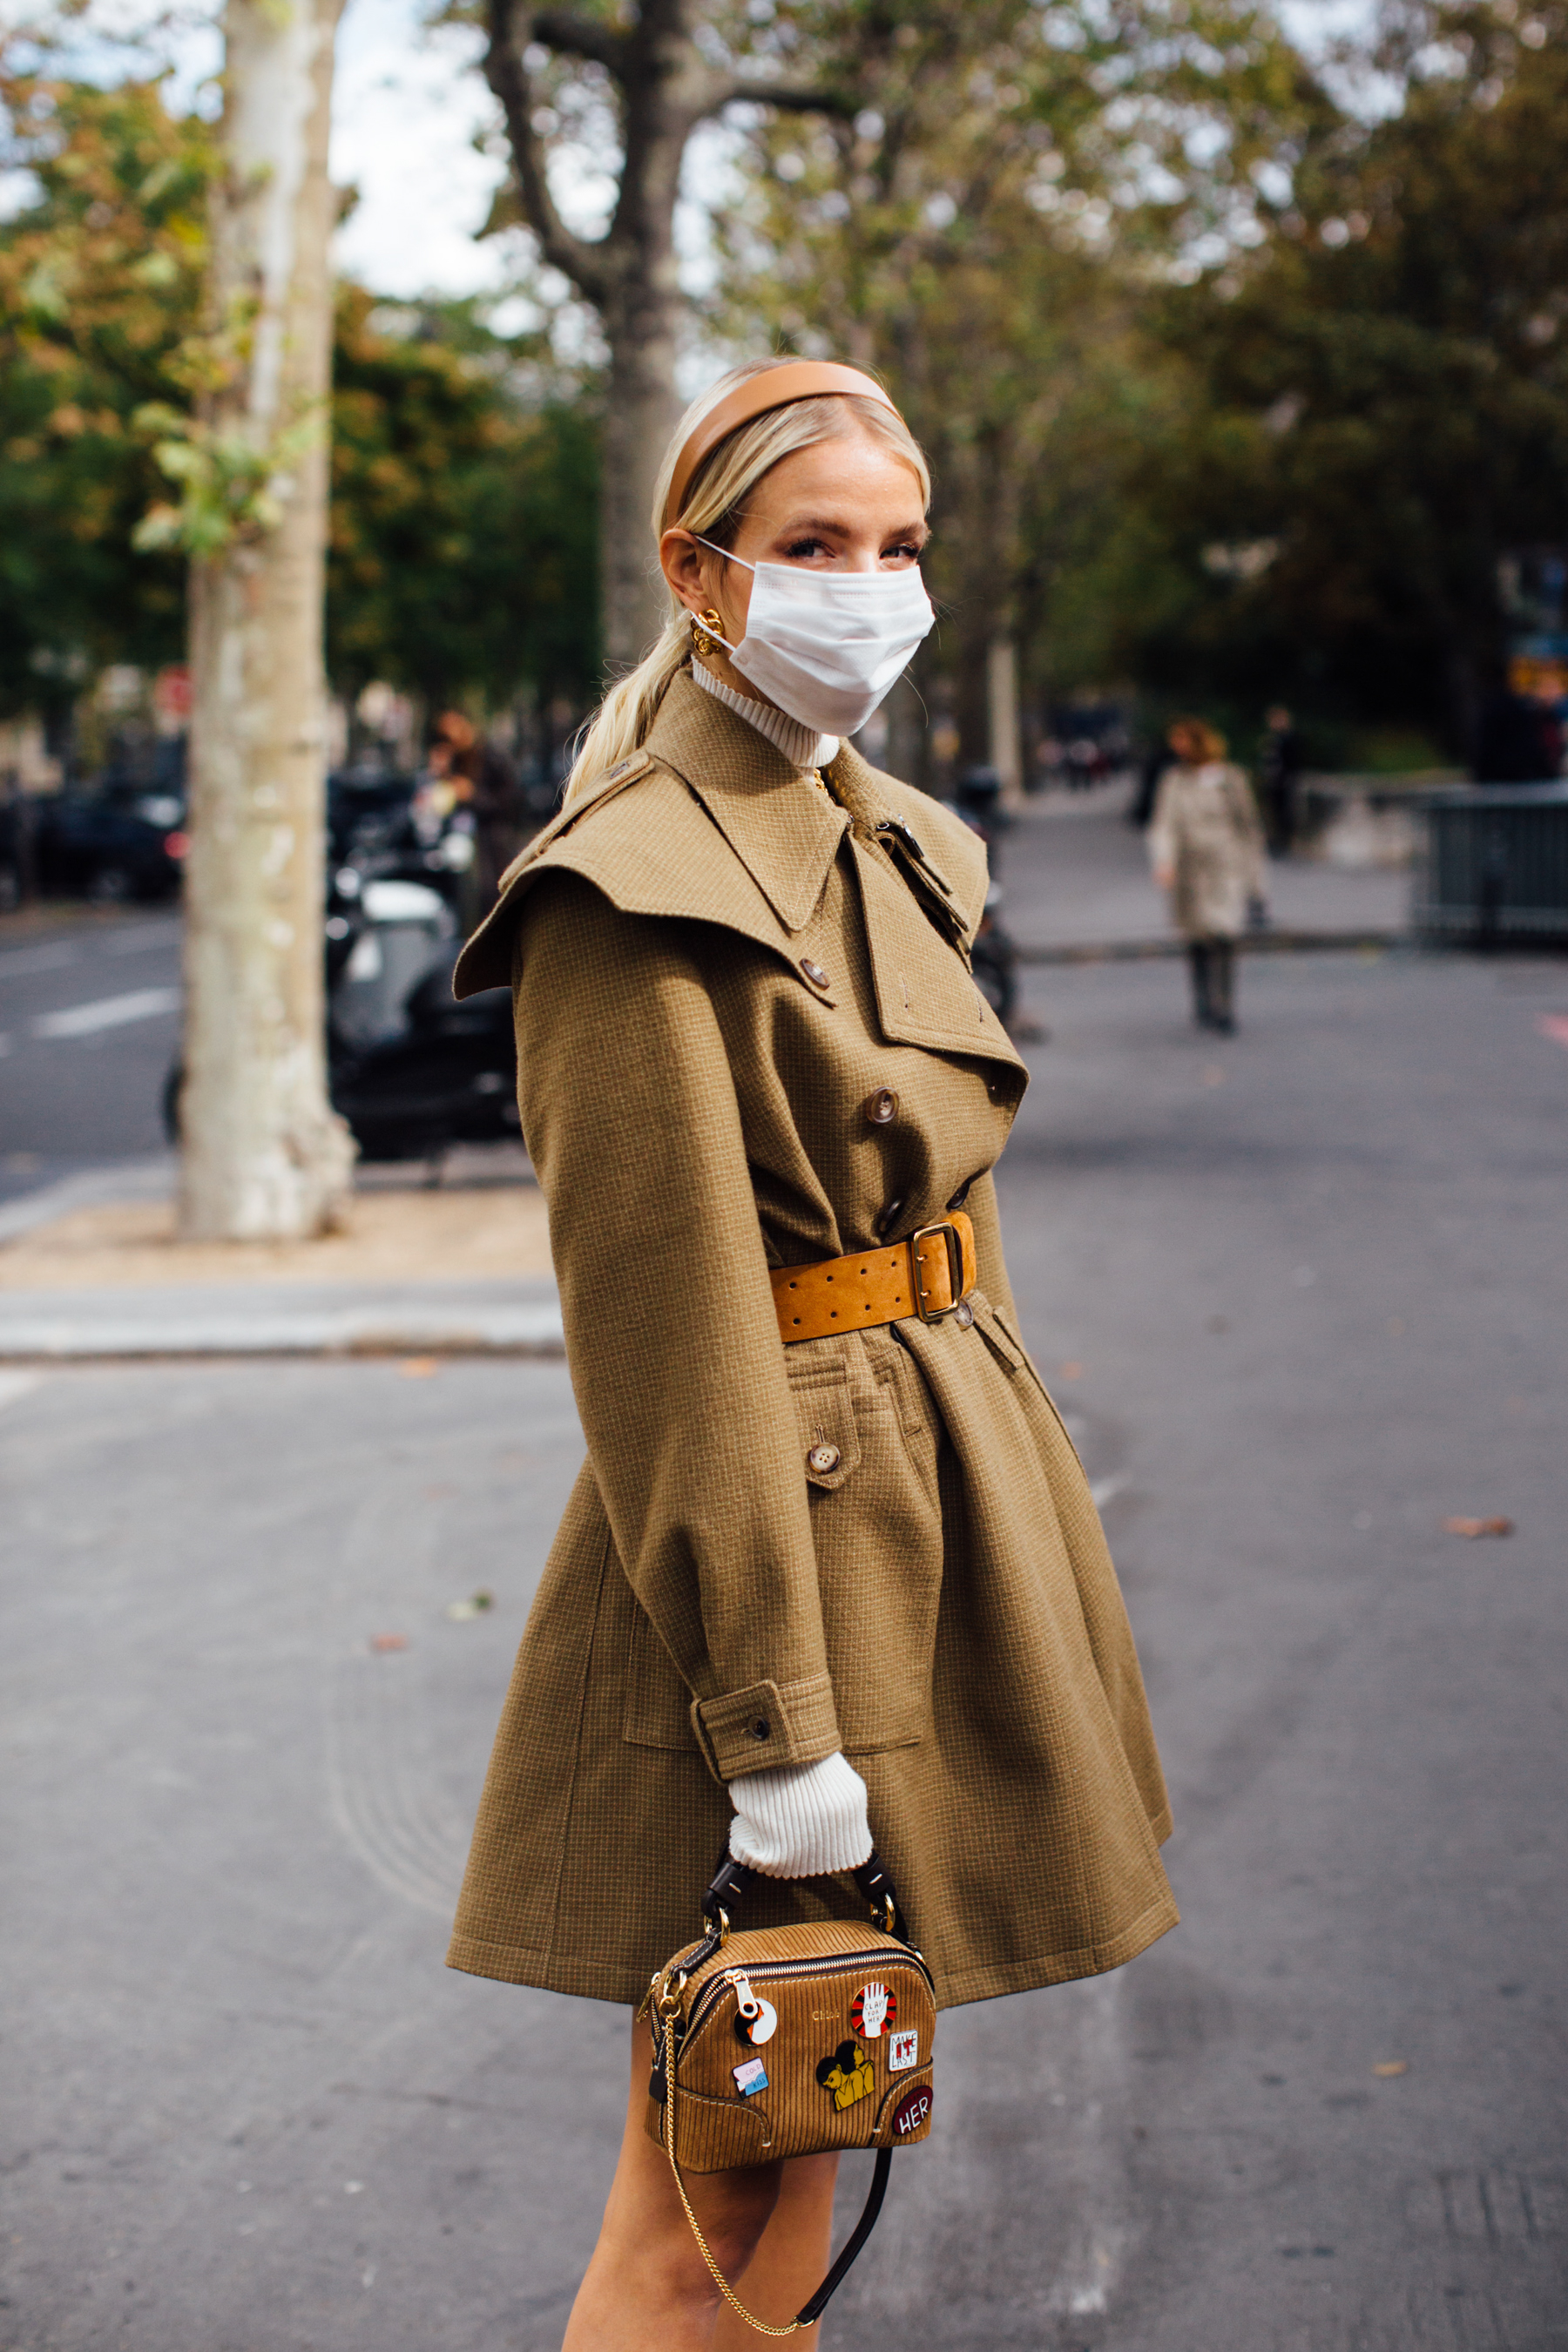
[690, 1675, 841, 1782]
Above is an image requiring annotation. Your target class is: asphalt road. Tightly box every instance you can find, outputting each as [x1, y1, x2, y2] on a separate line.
[3, 941, 1567, 2350]
[0, 909, 182, 1203]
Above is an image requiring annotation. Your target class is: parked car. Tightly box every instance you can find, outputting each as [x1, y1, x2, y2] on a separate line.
[36, 781, 187, 902]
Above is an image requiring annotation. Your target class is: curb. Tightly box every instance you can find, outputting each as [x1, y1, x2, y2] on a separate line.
[1017, 929, 1407, 966]
[0, 1288, 565, 1362]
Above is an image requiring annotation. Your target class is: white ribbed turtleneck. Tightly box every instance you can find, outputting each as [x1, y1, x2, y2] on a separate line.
[692, 659, 839, 774]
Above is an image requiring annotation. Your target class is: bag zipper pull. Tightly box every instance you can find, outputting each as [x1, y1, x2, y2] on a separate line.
[727, 1970, 760, 2022]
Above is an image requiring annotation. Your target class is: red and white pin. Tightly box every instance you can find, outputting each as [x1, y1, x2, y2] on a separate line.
[850, 1982, 897, 2038]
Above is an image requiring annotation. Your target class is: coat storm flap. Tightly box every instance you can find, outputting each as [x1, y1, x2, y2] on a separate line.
[446, 672, 1176, 2011]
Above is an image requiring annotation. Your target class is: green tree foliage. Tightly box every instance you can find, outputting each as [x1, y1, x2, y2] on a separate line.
[328, 287, 599, 708]
[0, 52, 599, 726]
[712, 0, 1317, 759]
[0, 55, 209, 718]
[1118, 1, 1568, 754]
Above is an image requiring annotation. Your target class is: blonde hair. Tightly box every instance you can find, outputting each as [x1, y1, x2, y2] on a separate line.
[562, 357, 930, 805]
[1168, 716, 1228, 765]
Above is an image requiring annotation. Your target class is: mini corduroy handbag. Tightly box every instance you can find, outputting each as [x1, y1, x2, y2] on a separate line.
[640, 1848, 936, 2337]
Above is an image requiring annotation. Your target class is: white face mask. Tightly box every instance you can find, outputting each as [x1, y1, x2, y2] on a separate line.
[694, 539, 935, 737]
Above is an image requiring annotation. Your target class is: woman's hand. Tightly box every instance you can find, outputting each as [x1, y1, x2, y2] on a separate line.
[728, 1751, 873, 1878]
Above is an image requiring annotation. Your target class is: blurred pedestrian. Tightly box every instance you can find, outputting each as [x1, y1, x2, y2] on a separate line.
[1128, 734, 1173, 829]
[1149, 716, 1267, 1035]
[431, 710, 526, 923]
[1259, 704, 1302, 854]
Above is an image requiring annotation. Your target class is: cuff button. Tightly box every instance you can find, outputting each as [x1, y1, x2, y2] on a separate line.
[748, 1716, 773, 1741]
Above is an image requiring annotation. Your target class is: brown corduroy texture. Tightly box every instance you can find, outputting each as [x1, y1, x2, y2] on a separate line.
[445, 671, 1177, 2011]
[648, 1920, 938, 2173]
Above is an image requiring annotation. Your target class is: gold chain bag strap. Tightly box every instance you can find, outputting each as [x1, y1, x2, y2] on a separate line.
[639, 1850, 936, 2336]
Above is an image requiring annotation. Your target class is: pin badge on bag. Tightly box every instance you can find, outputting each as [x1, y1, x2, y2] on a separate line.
[817, 2038, 875, 2112]
[888, 2028, 919, 2072]
[891, 2084, 933, 2138]
[733, 2057, 769, 2098]
[851, 1982, 896, 2038]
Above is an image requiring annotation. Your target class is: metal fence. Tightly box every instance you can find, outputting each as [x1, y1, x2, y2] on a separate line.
[1412, 783, 1568, 945]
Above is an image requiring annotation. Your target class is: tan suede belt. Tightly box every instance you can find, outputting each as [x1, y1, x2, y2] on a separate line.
[771, 1212, 977, 1345]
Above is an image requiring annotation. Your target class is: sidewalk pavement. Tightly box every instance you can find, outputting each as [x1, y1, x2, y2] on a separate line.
[0, 1156, 561, 1360]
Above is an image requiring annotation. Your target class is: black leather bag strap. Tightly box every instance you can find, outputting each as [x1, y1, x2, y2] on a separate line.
[662, 2027, 895, 2335]
[701, 1844, 909, 1942]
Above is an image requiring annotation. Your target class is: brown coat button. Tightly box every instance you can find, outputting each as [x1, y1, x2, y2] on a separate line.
[863, 1088, 899, 1126]
[954, 1301, 975, 1329]
[876, 1195, 908, 1238]
[807, 1442, 841, 1474]
[799, 957, 830, 988]
[748, 1716, 773, 1741]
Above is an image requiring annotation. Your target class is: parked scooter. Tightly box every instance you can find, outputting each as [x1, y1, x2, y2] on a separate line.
[164, 863, 517, 1162]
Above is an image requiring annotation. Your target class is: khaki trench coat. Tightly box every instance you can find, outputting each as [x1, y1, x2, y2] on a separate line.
[447, 671, 1176, 2011]
[1148, 760, 1267, 940]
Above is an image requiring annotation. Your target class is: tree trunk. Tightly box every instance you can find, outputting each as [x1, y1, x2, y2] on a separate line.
[600, 267, 682, 671]
[485, 1, 853, 677]
[986, 635, 1024, 805]
[179, 0, 355, 1241]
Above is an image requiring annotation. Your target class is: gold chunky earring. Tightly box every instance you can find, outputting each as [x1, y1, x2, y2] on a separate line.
[691, 607, 724, 657]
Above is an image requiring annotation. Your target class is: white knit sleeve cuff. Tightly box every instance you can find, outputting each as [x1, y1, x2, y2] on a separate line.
[727, 1751, 873, 1880]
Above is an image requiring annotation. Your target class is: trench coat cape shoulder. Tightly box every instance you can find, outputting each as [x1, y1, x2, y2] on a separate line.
[447, 670, 1177, 2011]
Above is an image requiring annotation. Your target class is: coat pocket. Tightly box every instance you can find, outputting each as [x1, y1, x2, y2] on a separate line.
[787, 1351, 943, 1756]
[623, 1578, 698, 1752]
[787, 1362, 862, 1491]
[976, 1299, 1085, 1468]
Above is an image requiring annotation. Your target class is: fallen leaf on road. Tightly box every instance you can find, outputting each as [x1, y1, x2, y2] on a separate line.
[1058, 1361, 1083, 1381]
[1443, 1516, 1515, 1538]
[1200, 1064, 1226, 1086]
[445, 1590, 496, 1621]
[400, 1357, 438, 1378]
[369, 1632, 409, 1653]
[1372, 2061, 1408, 2078]
[1535, 1013, 1568, 1050]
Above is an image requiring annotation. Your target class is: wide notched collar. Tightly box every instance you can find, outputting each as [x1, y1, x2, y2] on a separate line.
[642, 672, 848, 936]
[451, 663, 1010, 1105]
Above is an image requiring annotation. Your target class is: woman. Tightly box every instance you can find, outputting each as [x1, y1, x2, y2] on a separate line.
[449, 358, 1176, 2349]
[1148, 717, 1267, 1035]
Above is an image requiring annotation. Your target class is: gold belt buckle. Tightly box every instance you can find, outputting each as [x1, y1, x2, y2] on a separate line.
[909, 1220, 967, 1322]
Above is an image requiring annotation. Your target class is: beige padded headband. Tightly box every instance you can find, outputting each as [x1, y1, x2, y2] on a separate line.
[662, 362, 902, 532]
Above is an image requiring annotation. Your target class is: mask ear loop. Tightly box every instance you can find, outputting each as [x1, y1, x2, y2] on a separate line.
[686, 536, 751, 656]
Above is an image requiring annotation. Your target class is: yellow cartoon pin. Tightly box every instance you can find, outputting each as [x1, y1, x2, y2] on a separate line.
[816, 2037, 875, 2113]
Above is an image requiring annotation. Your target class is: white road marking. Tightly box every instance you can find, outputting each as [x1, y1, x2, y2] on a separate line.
[0, 1371, 41, 1410]
[32, 986, 180, 1039]
[1089, 1471, 1128, 1508]
[0, 941, 79, 979]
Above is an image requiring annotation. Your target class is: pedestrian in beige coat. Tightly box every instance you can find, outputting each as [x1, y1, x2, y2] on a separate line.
[1148, 716, 1268, 1033]
[450, 357, 1176, 2349]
